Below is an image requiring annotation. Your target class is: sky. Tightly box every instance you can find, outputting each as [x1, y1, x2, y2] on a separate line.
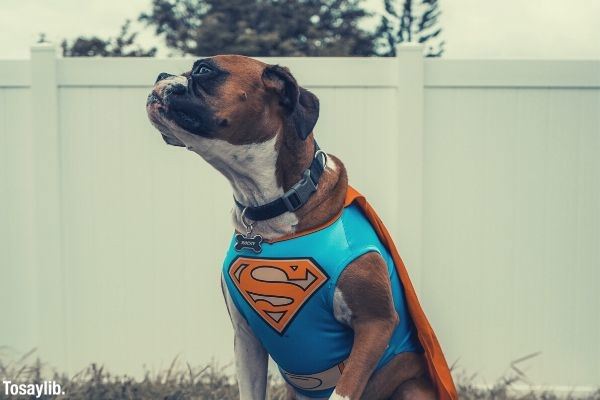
[0, 0, 599, 59]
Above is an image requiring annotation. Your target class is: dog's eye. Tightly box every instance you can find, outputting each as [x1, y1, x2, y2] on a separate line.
[194, 65, 213, 76]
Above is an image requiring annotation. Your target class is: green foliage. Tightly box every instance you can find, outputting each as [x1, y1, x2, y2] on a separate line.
[139, 0, 377, 56]
[1, 352, 598, 400]
[376, 0, 444, 57]
[62, 20, 157, 57]
[60, 0, 446, 57]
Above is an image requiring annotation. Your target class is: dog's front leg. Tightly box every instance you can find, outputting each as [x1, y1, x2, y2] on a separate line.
[330, 252, 399, 400]
[222, 276, 268, 400]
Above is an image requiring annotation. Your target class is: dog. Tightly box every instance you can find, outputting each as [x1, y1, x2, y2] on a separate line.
[146, 55, 456, 400]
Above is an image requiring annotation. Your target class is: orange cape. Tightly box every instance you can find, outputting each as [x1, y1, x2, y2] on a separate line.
[345, 186, 457, 400]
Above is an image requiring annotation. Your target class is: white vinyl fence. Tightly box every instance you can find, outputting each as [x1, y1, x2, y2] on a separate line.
[1, 44, 599, 391]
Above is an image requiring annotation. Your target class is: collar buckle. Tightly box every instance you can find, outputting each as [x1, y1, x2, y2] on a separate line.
[282, 169, 318, 212]
[233, 140, 326, 221]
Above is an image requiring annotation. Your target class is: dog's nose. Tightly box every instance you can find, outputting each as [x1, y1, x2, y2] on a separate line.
[155, 72, 174, 84]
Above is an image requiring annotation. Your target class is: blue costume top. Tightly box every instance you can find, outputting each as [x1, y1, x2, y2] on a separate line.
[222, 203, 422, 398]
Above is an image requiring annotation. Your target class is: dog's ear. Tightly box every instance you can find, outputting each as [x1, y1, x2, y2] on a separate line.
[262, 65, 319, 140]
[161, 133, 185, 147]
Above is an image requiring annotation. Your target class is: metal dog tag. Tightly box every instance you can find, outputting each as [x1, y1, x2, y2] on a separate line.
[236, 207, 263, 253]
[234, 233, 263, 253]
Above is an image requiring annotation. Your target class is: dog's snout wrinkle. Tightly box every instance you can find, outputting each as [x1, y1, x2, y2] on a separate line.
[164, 83, 187, 98]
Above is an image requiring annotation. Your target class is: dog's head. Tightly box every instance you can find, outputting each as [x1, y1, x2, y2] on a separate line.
[146, 55, 319, 151]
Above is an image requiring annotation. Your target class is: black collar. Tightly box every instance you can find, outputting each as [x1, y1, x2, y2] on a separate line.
[234, 141, 327, 222]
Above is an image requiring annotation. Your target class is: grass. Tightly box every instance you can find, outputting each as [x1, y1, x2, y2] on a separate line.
[0, 351, 598, 400]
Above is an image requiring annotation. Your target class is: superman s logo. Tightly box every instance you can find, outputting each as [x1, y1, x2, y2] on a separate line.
[229, 257, 328, 334]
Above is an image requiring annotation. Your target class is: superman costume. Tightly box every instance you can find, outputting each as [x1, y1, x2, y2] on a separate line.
[222, 186, 457, 399]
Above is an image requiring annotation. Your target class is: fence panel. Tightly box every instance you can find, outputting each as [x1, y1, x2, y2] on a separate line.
[0, 45, 598, 391]
[423, 63, 600, 388]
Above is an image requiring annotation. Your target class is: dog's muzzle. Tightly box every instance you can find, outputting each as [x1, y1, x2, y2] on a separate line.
[147, 91, 162, 106]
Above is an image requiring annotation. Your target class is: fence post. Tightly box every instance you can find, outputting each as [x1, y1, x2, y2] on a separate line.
[395, 44, 425, 293]
[30, 43, 66, 366]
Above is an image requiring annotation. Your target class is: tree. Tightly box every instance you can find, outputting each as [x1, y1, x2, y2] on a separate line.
[139, 0, 376, 56]
[376, 0, 444, 57]
[62, 20, 157, 57]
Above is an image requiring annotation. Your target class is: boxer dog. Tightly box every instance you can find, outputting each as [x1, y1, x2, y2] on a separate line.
[146, 55, 455, 400]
